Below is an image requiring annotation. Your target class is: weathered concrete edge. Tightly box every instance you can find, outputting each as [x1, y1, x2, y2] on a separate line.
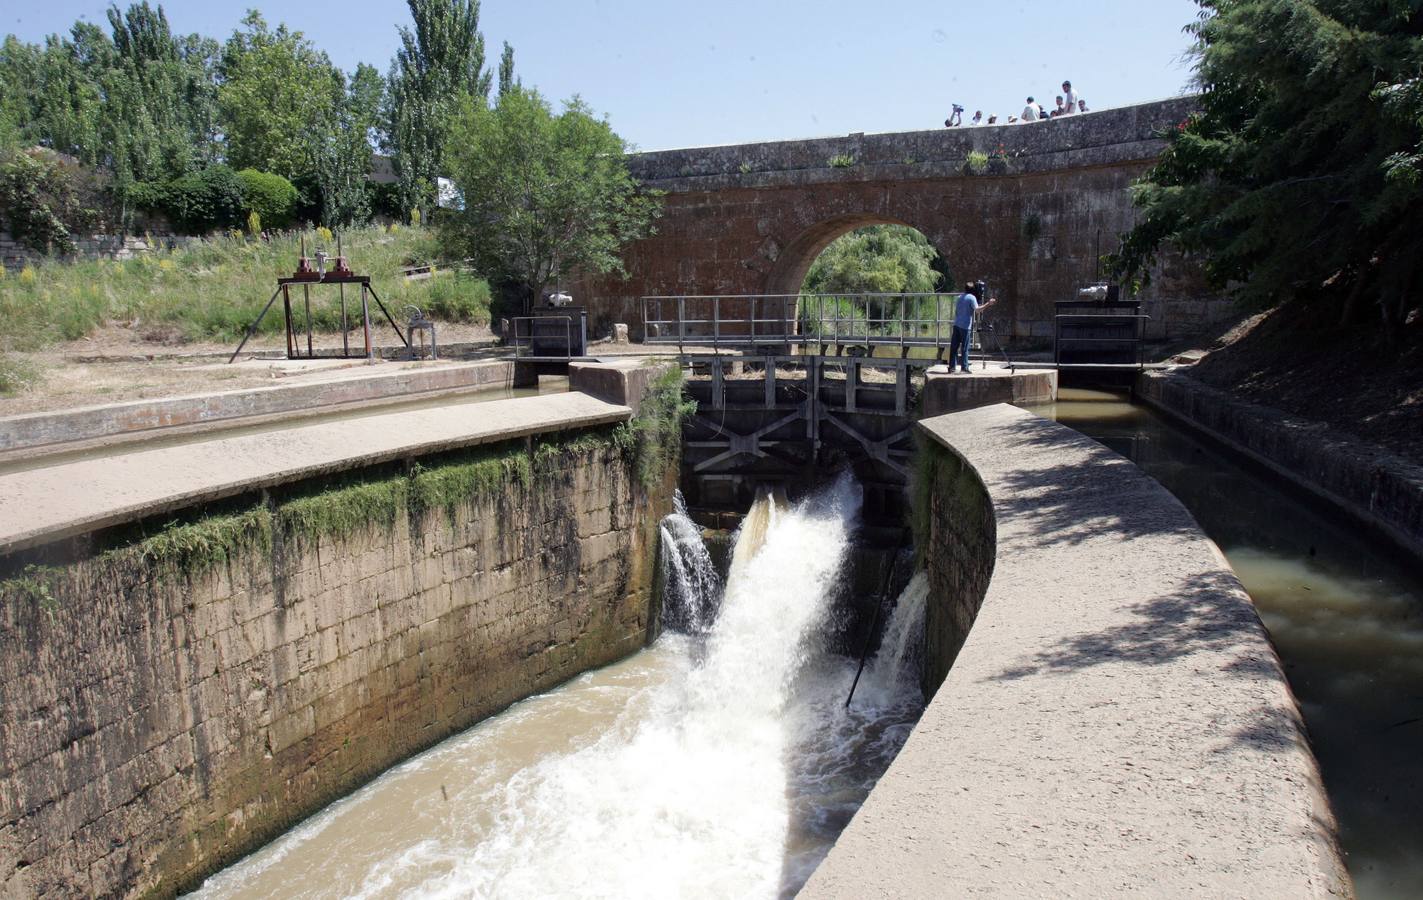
[805, 404, 1350, 898]
[569, 358, 666, 415]
[634, 139, 1167, 194]
[1137, 369, 1423, 564]
[0, 360, 516, 455]
[0, 398, 630, 556]
[920, 366, 1058, 418]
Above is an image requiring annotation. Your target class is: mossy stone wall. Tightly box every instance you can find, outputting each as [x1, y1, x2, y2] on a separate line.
[0, 427, 674, 898]
[912, 434, 996, 693]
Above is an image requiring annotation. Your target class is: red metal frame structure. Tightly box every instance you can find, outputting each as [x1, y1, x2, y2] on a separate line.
[227, 274, 410, 364]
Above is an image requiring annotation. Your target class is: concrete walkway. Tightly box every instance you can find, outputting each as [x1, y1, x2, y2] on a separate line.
[804, 404, 1351, 898]
[0, 391, 629, 554]
[0, 359, 518, 455]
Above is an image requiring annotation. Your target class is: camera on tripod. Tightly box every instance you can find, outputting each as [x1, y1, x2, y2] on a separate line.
[968, 279, 987, 300]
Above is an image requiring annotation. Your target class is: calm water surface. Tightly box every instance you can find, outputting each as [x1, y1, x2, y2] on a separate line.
[1036, 388, 1423, 899]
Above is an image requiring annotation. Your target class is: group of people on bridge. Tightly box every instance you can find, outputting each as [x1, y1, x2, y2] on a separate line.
[945, 80, 1086, 127]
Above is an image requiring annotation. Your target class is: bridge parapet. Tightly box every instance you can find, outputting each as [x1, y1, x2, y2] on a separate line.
[628, 96, 1199, 190]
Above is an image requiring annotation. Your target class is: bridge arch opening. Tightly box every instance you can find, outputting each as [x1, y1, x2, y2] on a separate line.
[764, 215, 954, 298]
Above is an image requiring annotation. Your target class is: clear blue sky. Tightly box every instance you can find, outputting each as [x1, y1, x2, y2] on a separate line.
[7, 0, 1202, 150]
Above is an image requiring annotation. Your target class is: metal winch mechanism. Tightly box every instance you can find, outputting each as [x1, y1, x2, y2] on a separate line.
[404, 305, 438, 360]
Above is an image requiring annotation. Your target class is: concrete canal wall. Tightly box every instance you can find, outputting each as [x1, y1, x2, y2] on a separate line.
[1138, 369, 1423, 563]
[0, 369, 681, 897]
[805, 404, 1351, 898]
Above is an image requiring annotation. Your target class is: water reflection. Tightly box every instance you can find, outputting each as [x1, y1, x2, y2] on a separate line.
[1035, 388, 1423, 899]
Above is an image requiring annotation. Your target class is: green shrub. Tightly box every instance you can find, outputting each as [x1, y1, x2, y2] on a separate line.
[369, 181, 402, 221]
[135, 165, 246, 234]
[236, 169, 298, 230]
[964, 151, 989, 174]
[828, 154, 856, 168]
[0, 148, 111, 254]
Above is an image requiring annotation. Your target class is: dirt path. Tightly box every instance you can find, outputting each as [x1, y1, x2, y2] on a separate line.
[0, 322, 498, 416]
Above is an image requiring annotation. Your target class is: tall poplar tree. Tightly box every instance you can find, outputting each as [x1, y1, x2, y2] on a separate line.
[218, 12, 343, 181]
[385, 0, 494, 217]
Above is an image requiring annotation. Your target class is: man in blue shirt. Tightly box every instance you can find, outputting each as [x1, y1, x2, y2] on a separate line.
[950, 282, 997, 373]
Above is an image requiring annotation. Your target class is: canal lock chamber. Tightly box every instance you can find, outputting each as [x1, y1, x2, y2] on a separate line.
[190, 414, 932, 898]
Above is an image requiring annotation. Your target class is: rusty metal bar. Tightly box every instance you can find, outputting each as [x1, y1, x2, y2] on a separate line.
[227, 285, 284, 364]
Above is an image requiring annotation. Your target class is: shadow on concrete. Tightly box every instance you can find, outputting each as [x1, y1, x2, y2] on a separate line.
[983, 413, 1201, 548]
[984, 567, 1304, 756]
[985, 570, 1260, 680]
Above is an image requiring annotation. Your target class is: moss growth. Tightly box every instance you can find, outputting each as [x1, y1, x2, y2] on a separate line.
[0, 564, 61, 614]
[411, 445, 532, 520]
[131, 506, 274, 572]
[624, 364, 696, 488]
[280, 476, 408, 546]
[1, 372, 689, 600]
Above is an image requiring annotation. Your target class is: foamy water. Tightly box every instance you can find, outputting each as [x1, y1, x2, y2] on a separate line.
[189, 476, 926, 899]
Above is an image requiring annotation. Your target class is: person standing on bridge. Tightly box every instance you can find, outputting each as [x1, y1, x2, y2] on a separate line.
[951, 282, 997, 373]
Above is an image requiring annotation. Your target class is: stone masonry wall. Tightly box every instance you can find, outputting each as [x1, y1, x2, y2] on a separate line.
[914, 437, 996, 692]
[0, 232, 197, 273]
[0, 433, 671, 897]
[575, 97, 1233, 343]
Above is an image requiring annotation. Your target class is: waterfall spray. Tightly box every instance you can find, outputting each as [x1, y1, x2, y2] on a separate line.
[189, 474, 927, 900]
[659, 491, 721, 634]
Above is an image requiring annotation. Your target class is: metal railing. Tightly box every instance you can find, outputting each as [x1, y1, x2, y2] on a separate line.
[642, 293, 964, 351]
[511, 315, 573, 358]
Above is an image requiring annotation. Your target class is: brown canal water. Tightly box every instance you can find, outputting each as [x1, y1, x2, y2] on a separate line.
[0, 378, 568, 477]
[187, 479, 926, 899]
[1034, 388, 1423, 898]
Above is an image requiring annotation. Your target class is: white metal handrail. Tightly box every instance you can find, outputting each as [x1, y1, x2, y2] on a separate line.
[642, 293, 964, 351]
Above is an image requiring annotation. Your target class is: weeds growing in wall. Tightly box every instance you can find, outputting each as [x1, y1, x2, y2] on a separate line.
[623, 364, 696, 488]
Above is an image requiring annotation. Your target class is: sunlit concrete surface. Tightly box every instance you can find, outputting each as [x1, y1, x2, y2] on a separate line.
[0, 391, 629, 553]
[804, 403, 1351, 898]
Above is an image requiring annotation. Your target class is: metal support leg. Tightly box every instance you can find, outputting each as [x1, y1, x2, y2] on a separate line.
[282, 286, 294, 359]
[360, 285, 374, 362]
[228, 285, 284, 364]
[303, 283, 314, 358]
[764, 357, 775, 409]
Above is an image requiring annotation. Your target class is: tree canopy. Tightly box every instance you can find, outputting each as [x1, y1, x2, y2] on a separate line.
[803, 225, 945, 296]
[1109, 0, 1423, 333]
[218, 12, 343, 181]
[441, 87, 661, 312]
[0, 0, 539, 237]
[385, 0, 493, 217]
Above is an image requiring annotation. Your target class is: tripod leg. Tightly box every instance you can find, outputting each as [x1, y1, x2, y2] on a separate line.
[228, 286, 284, 364]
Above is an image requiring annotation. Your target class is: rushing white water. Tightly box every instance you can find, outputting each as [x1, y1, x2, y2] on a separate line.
[189, 475, 927, 900]
[780, 569, 927, 889]
[658, 491, 721, 634]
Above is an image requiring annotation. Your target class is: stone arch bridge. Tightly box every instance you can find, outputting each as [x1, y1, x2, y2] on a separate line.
[577, 96, 1225, 343]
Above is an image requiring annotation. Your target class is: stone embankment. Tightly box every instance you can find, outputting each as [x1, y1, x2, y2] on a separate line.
[0, 231, 196, 273]
[0, 364, 680, 897]
[805, 403, 1351, 898]
[1138, 369, 1423, 563]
